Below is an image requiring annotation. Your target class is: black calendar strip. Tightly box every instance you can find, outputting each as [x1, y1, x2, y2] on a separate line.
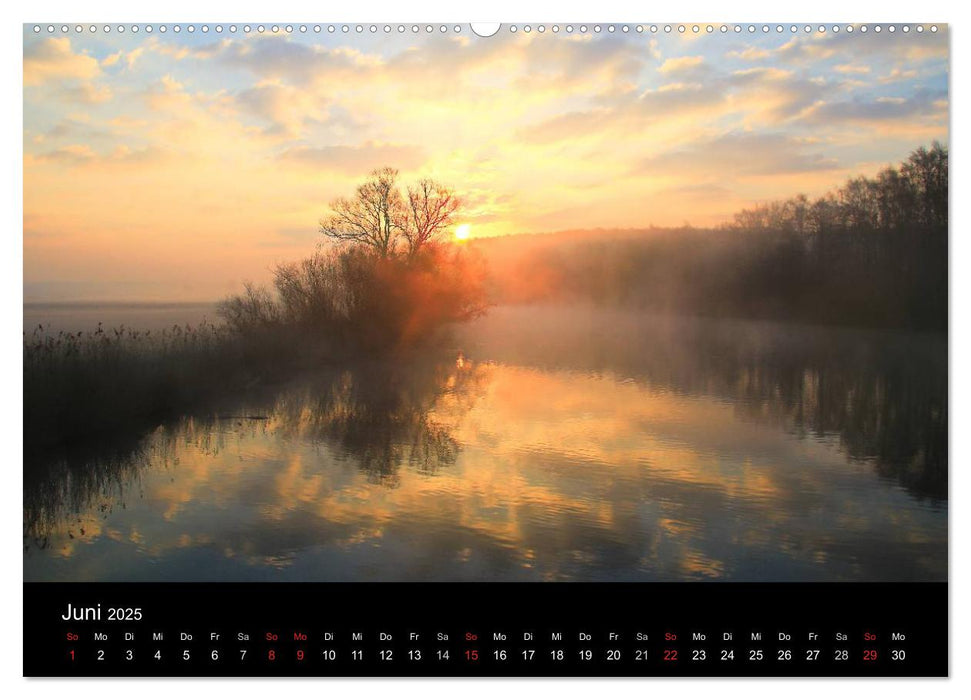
[24, 582, 947, 677]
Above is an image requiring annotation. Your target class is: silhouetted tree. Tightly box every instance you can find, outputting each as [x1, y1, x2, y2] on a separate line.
[404, 178, 460, 257]
[319, 168, 461, 259]
[902, 143, 948, 229]
[223, 167, 485, 353]
[319, 167, 405, 258]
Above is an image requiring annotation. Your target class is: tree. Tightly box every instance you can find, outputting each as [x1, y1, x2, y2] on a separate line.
[902, 142, 947, 229]
[319, 168, 461, 258]
[319, 167, 405, 258]
[405, 178, 461, 257]
[874, 165, 914, 231]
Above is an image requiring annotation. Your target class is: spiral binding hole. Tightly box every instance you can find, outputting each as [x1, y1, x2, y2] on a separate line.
[26, 22, 944, 38]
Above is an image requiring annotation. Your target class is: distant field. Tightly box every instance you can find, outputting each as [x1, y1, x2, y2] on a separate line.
[23, 302, 221, 334]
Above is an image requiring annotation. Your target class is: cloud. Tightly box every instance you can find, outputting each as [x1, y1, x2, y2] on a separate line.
[522, 57, 839, 148]
[196, 36, 381, 87]
[662, 182, 735, 200]
[654, 55, 712, 85]
[34, 144, 96, 164]
[774, 29, 949, 66]
[637, 132, 840, 177]
[520, 81, 725, 145]
[659, 55, 705, 74]
[834, 64, 871, 74]
[518, 109, 611, 145]
[107, 145, 170, 165]
[143, 74, 193, 111]
[36, 117, 109, 143]
[799, 89, 947, 125]
[727, 46, 770, 61]
[173, 33, 655, 105]
[277, 142, 425, 173]
[879, 68, 919, 84]
[523, 34, 653, 85]
[727, 67, 829, 122]
[522, 60, 835, 147]
[125, 47, 146, 69]
[24, 38, 101, 86]
[388, 33, 651, 97]
[730, 67, 794, 82]
[235, 82, 327, 137]
[32, 143, 169, 168]
[60, 82, 113, 104]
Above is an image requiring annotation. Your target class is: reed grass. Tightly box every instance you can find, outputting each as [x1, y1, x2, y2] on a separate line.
[24, 321, 249, 452]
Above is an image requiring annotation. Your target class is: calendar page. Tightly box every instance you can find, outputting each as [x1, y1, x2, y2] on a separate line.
[22, 20, 948, 677]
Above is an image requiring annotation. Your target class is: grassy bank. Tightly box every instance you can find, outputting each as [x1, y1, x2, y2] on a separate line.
[24, 322, 246, 454]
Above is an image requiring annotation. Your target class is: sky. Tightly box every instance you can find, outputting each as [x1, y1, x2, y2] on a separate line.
[23, 24, 949, 301]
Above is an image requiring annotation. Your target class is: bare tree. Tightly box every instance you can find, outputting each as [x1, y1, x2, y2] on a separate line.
[404, 178, 460, 257]
[320, 169, 462, 259]
[902, 142, 948, 229]
[319, 167, 405, 257]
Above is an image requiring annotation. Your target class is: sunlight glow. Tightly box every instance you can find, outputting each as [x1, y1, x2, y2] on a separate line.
[20, 28, 949, 301]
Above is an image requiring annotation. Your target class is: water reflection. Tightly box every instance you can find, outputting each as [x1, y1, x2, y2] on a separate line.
[270, 359, 484, 486]
[24, 354, 485, 545]
[460, 307, 947, 502]
[24, 307, 946, 581]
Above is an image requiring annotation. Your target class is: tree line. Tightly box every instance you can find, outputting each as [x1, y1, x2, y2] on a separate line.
[485, 143, 947, 331]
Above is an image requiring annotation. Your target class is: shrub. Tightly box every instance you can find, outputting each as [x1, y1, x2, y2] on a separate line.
[218, 243, 488, 354]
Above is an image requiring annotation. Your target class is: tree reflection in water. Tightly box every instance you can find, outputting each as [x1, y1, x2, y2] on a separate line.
[24, 352, 488, 543]
[270, 356, 486, 486]
[459, 307, 947, 504]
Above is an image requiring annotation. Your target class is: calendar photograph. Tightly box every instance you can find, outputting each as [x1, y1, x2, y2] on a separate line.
[23, 23, 948, 586]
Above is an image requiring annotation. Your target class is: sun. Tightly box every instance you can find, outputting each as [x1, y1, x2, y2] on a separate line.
[454, 224, 471, 241]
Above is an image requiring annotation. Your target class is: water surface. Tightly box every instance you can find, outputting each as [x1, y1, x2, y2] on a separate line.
[24, 305, 947, 581]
